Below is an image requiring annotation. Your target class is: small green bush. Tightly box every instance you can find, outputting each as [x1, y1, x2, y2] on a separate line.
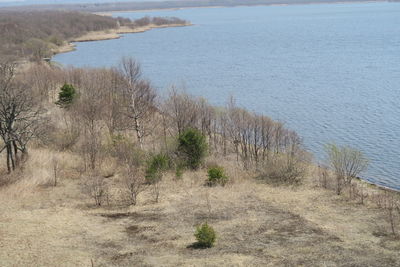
[177, 128, 207, 170]
[56, 83, 76, 108]
[145, 154, 170, 184]
[194, 223, 216, 248]
[207, 166, 228, 186]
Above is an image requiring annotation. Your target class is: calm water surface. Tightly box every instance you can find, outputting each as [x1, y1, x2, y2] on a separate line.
[54, 2, 400, 190]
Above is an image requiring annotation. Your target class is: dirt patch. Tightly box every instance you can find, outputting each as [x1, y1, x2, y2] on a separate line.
[100, 212, 133, 219]
[100, 212, 161, 222]
[125, 225, 154, 236]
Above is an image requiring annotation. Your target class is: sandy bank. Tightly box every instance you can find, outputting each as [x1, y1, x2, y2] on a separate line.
[52, 23, 191, 56]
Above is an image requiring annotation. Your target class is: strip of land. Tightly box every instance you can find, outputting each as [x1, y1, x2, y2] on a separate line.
[54, 23, 192, 55]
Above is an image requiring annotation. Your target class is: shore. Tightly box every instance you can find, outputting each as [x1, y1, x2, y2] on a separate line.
[94, 6, 227, 17]
[52, 23, 192, 56]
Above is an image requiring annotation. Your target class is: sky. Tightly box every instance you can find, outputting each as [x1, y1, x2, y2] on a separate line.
[0, 0, 164, 7]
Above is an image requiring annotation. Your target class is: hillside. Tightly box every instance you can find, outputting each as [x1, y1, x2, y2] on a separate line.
[1, 150, 399, 266]
[0, 59, 399, 266]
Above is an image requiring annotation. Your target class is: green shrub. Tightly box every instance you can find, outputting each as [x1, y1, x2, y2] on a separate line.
[207, 166, 228, 186]
[56, 83, 76, 108]
[177, 128, 207, 170]
[145, 154, 170, 184]
[194, 223, 216, 248]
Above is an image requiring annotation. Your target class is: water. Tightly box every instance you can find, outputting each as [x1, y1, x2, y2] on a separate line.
[53, 2, 400, 190]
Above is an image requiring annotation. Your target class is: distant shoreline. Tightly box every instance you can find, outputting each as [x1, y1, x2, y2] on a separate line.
[52, 23, 192, 56]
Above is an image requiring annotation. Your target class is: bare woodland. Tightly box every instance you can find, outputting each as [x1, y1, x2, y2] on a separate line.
[0, 11, 188, 61]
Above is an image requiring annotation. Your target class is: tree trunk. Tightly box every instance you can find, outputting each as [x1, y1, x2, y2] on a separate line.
[13, 141, 19, 166]
[336, 175, 342, 195]
[8, 143, 15, 171]
[134, 116, 143, 149]
[6, 144, 11, 173]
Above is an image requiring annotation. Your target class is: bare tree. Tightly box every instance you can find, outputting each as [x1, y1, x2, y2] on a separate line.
[103, 69, 127, 137]
[260, 115, 274, 163]
[74, 69, 107, 170]
[325, 144, 369, 196]
[164, 87, 198, 135]
[22, 64, 62, 102]
[118, 57, 157, 148]
[0, 62, 44, 172]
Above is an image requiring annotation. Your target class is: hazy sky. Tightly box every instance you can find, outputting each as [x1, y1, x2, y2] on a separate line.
[0, 0, 164, 7]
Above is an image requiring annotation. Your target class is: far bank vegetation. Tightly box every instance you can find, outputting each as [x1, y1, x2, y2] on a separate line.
[0, 11, 188, 61]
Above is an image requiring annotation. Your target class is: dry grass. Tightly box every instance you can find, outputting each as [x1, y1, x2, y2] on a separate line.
[0, 150, 399, 266]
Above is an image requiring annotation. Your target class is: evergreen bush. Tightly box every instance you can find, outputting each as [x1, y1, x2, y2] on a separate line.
[194, 223, 216, 248]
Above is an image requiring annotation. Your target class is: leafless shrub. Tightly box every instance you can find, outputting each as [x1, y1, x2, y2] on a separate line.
[163, 87, 199, 135]
[379, 190, 400, 236]
[373, 192, 386, 209]
[82, 172, 108, 206]
[151, 179, 162, 203]
[22, 64, 63, 102]
[258, 153, 308, 185]
[123, 166, 147, 206]
[350, 181, 369, 205]
[112, 136, 147, 205]
[317, 165, 329, 189]
[325, 144, 369, 196]
[51, 113, 81, 151]
[51, 155, 60, 186]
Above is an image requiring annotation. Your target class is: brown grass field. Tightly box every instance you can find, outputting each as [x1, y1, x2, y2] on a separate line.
[0, 150, 399, 267]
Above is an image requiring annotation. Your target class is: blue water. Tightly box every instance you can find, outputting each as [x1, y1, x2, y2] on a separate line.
[53, 2, 400, 190]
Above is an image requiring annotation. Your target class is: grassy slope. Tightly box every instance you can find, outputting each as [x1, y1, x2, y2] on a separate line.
[0, 150, 399, 266]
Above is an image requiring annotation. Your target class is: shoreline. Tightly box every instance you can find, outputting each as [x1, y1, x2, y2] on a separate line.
[52, 23, 192, 56]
